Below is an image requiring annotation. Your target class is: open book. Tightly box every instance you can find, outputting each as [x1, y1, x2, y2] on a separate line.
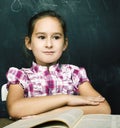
[4, 108, 120, 128]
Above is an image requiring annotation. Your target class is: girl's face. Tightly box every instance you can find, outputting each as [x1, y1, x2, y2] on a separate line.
[25, 17, 68, 66]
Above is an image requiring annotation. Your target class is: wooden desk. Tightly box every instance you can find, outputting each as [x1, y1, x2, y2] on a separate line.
[0, 118, 14, 128]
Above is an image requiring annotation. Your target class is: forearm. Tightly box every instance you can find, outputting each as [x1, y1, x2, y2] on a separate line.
[80, 101, 111, 114]
[49, 100, 111, 115]
[7, 92, 111, 119]
[7, 94, 68, 119]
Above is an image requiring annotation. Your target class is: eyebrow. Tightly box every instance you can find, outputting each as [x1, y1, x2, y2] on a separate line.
[35, 32, 63, 36]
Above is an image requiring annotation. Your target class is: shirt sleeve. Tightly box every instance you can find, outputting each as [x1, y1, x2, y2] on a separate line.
[72, 66, 89, 89]
[78, 67, 89, 84]
[6, 67, 26, 88]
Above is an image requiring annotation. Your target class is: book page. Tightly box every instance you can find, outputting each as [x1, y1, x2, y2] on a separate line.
[35, 109, 83, 128]
[4, 108, 83, 128]
[73, 114, 120, 128]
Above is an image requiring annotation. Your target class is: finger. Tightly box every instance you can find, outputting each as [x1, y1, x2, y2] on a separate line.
[88, 96, 105, 102]
[87, 100, 100, 105]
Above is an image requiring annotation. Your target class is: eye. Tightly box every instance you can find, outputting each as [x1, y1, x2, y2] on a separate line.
[53, 36, 61, 40]
[38, 36, 46, 40]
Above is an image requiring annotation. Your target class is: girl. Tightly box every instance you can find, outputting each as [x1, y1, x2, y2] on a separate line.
[6, 10, 111, 119]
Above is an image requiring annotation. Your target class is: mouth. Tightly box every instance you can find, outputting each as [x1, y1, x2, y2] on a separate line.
[43, 51, 55, 55]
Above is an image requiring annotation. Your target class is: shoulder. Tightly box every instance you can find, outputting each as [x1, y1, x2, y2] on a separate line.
[61, 64, 89, 83]
[7, 67, 23, 76]
[61, 64, 87, 74]
[6, 67, 32, 80]
[7, 67, 33, 73]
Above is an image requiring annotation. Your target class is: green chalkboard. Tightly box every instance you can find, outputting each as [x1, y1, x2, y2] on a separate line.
[0, 0, 120, 114]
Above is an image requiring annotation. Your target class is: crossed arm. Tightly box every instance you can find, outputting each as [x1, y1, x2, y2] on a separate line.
[6, 82, 111, 119]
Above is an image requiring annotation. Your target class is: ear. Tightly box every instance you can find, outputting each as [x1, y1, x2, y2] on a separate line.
[25, 36, 32, 50]
[63, 38, 68, 51]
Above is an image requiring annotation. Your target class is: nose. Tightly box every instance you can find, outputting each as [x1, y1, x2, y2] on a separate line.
[45, 38, 53, 48]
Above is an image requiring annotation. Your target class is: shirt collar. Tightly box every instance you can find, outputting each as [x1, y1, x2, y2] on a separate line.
[31, 61, 61, 73]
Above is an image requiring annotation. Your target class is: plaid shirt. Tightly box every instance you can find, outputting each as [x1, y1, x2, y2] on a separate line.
[6, 62, 89, 97]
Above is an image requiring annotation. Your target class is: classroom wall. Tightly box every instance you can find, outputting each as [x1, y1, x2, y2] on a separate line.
[0, 0, 120, 114]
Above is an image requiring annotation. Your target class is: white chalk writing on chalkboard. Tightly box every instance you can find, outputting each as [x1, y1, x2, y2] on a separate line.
[11, 0, 22, 12]
[37, 0, 58, 10]
[10, 0, 109, 13]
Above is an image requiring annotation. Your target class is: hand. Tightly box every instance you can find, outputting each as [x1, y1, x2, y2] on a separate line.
[67, 95, 105, 106]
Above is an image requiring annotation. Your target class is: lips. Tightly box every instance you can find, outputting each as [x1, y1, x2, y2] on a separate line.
[43, 51, 55, 55]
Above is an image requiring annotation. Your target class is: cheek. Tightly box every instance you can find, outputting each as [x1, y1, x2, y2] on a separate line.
[56, 41, 67, 50]
[56, 46, 65, 53]
[30, 44, 40, 57]
[56, 47, 65, 58]
[30, 40, 42, 50]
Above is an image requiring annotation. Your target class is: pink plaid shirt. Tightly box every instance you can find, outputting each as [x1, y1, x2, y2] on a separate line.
[6, 62, 89, 97]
